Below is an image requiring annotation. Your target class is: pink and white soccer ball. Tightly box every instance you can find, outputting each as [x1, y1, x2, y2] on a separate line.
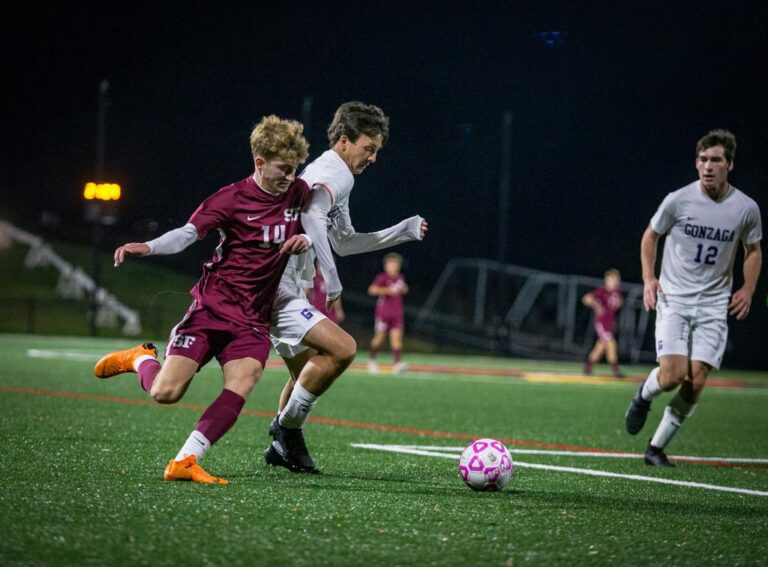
[458, 438, 514, 491]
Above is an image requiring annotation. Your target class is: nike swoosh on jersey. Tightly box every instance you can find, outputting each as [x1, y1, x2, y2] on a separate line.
[247, 215, 260, 221]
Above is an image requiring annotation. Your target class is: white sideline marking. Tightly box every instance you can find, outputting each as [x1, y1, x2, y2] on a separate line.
[351, 443, 768, 497]
[362, 444, 768, 465]
[26, 349, 100, 361]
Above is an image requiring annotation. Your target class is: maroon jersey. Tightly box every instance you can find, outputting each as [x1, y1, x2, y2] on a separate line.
[188, 175, 310, 329]
[373, 272, 406, 319]
[591, 286, 622, 331]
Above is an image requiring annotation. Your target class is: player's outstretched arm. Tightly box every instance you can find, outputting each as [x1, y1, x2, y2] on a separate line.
[640, 225, 662, 311]
[114, 243, 150, 266]
[114, 223, 200, 267]
[329, 214, 428, 257]
[729, 241, 762, 320]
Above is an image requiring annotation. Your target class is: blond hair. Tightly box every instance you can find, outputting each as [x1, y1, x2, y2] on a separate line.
[249, 115, 309, 164]
[384, 252, 403, 265]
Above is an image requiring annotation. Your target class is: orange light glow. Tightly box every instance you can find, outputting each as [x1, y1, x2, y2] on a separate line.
[83, 182, 121, 201]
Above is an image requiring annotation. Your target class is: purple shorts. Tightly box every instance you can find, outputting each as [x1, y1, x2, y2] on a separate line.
[165, 301, 271, 369]
[375, 311, 404, 333]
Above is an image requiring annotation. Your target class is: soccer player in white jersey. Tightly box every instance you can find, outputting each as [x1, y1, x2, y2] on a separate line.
[625, 129, 762, 466]
[264, 101, 428, 472]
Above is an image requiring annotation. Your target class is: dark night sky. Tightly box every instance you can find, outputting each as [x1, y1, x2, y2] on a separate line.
[2, 2, 767, 364]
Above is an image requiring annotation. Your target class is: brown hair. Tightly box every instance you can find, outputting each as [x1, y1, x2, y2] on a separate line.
[604, 268, 621, 279]
[327, 101, 390, 147]
[250, 115, 309, 164]
[696, 129, 736, 163]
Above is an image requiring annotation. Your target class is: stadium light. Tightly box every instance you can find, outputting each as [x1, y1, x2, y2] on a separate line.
[83, 182, 121, 201]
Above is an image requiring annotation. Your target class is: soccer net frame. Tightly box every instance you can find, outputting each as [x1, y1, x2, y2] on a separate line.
[414, 258, 655, 363]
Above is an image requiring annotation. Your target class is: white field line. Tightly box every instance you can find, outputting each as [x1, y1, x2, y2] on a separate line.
[351, 443, 768, 497]
[26, 349, 100, 361]
[364, 444, 768, 465]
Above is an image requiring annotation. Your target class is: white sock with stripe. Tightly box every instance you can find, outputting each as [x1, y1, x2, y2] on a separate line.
[174, 430, 211, 462]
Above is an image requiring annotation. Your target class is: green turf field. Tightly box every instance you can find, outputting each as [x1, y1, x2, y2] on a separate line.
[1, 334, 767, 565]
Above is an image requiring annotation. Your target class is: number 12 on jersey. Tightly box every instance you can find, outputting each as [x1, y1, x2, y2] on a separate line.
[694, 243, 718, 265]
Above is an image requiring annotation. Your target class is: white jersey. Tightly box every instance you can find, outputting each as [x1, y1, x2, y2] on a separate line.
[650, 181, 762, 304]
[280, 150, 355, 292]
[278, 149, 423, 295]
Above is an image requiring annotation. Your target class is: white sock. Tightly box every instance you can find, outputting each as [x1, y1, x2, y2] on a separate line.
[278, 382, 318, 429]
[133, 354, 156, 372]
[174, 430, 211, 462]
[650, 393, 697, 449]
[641, 367, 663, 401]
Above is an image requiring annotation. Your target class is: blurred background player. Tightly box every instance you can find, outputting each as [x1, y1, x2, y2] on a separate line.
[306, 259, 345, 324]
[266, 101, 428, 473]
[582, 268, 625, 377]
[367, 252, 409, 373]
[93, 116, 311, 484]
[624, 129, 762, 466]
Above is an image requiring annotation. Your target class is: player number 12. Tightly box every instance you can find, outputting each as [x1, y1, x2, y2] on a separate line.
[694, 243, 718, 265]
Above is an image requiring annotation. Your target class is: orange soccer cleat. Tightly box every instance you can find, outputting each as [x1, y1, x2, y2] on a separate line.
[93, 342, 157, 379]
[163, 455, 228, 485]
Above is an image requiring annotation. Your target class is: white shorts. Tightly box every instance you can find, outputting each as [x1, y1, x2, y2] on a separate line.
[654, 294, 728, 369]
[270, 286, 326, 359]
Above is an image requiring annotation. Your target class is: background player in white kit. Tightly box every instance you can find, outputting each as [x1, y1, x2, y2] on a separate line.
[625, 129, 762, 466]
[265, 101, 428, 472]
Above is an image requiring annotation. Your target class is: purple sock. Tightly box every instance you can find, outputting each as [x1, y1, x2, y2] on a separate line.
[195, 389, 246, 445]
[392, 349, 402, 363]
[137, 359, 161, 393]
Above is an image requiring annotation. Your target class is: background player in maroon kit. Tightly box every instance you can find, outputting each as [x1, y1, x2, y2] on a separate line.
[367, 252, 409, 373]
[582, 268, 625, 377]
[306, 259, 345, 324]
[93, 115, 311, 484]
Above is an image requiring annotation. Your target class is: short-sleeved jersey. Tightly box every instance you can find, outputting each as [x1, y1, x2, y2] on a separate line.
[188, 175, 310, 328]
[591, 286, 622, 330]
[372, 272, 406, 318]
[281, 150, 355, 289]
[650, 181, 762, 304]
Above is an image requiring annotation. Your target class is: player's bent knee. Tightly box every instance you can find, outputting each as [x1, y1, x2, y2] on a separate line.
[149, 384, 183, 404]
[335, 335, 357, 368]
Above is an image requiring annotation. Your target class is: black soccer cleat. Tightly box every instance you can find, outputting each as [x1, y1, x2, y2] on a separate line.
[266, 416, 318, 474]
[644, 441, 675, 467]
[625, 380, 652, 435]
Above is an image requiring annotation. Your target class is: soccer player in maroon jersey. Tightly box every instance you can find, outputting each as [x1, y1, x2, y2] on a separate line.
[93, 115, 311, 484]
[367, 252, 409, 373]
[582, 268, 625, 378]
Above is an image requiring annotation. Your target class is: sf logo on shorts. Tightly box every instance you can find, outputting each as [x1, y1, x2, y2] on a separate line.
[172, 334, 197, 349]
[300, 309, 314, 320]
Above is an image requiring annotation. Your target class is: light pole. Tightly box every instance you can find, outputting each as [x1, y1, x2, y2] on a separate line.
[86, 79, 113, 336]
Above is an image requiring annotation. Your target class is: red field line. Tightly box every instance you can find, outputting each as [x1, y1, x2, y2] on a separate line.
[1, 384, 766, 471]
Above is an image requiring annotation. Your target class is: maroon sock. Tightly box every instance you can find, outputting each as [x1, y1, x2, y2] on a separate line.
[137, 359, 161, 393]
[195, 389, 246, 445]
[370, 348, 378, 360]
[392, 349, 402, 363]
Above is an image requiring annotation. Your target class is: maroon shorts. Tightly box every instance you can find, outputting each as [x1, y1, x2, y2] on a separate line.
[594, 320, 615, 342]
[375, 311, 404, 332]
[164, 301, 271, 369]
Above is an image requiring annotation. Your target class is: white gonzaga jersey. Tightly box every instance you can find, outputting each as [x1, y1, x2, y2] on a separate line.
[280, 150, 355, 289]
[651, 181, 762, 304]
